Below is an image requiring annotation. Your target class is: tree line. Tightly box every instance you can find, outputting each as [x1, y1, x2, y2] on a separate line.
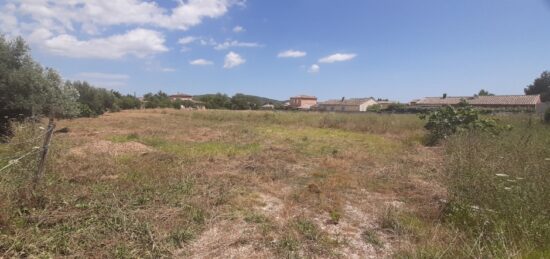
[141, 92, 284, 110]
[0, 36, 141, 137]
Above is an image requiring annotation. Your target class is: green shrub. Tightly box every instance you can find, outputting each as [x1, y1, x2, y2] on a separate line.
[419, 101, 508, 145]
[367, 104, 382, 112]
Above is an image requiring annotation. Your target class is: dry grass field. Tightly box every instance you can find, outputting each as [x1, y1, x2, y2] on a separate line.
[1, 109, 548, 258]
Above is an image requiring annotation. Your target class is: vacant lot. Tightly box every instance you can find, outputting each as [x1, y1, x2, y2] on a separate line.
[1, 109, 548, 258]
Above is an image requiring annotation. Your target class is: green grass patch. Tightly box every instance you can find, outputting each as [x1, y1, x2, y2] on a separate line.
[109, 133, 140, 143]
[258, 125, 403, 159]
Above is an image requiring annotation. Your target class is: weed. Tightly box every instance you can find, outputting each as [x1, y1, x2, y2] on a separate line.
[294, 218, 320, 241]
[169, 228, 195, 248]
[329, 210, 341, 224]
[361, 229, 383, 247]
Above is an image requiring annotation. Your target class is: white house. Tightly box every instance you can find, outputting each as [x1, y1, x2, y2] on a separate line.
[317, 98, 378, 112]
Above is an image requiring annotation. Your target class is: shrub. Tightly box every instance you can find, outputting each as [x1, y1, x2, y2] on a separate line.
[419, 101, 508, 145]
[386, 103, 407, 112]
[367, 104, 382, 112]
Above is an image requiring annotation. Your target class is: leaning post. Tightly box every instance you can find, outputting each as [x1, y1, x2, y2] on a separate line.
[34, 114, 56, 185]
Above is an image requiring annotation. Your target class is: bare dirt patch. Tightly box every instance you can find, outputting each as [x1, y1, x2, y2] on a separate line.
[68, 140, 152, 157]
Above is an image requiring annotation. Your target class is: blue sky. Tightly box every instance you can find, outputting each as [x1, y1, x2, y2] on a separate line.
[1, 0, 549, 101]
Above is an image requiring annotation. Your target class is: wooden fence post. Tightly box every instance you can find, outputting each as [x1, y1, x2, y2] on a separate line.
[34, 116, 55, 185]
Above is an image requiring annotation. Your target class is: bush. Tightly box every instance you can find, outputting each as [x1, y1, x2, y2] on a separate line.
[386, 103, 407, 112]
[419, 101, 508, 145]
[366, 104, 381, 112]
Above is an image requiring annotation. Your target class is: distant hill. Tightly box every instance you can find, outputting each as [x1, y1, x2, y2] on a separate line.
[193, 93, 284, 105]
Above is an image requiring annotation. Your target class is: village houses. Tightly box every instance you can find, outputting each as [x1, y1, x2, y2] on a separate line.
[410, 94, 546, 113]
[317, 97, 378, 112]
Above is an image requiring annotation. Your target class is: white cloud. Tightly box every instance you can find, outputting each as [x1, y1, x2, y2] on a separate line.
[0, 3, 19, 37]
[200, 38, 218, 46]
[278, 49, 306, 58]
[214, 40, 262, 50]
[44, 28, 168, 59]
[233, 26, 245, 33]
[190, 59, 214, 66]
[224, 52, 245, 69]
[178, 36, 198, 45]
[308, 64, 320, 74]
[5, 0, 241, 33]
[0, 0, 243, 59]
[318, 53, 357, 63]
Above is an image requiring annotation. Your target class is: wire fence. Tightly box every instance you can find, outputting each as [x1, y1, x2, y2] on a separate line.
[0, 118, 55, 183]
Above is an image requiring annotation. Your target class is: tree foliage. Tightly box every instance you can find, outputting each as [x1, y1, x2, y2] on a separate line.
[114, 92, 141, 110]
[230, 93, 263, 110]
[0, 35, 148, 136]
[68, 81, 119, 117]
[0, 36, 80, 136]
[143, 91, 172, 109]
[524, 71, 550, 102]
[194, 93, 231, 109]
[476, 89, 494, 96]
[419, 101, 509, 145]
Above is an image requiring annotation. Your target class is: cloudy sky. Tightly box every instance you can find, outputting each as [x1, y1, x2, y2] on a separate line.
[1, 0, 550, 101]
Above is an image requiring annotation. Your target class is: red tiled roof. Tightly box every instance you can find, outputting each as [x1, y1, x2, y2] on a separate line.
[469, 95, 541, 105]
[413, 95, 541, 106]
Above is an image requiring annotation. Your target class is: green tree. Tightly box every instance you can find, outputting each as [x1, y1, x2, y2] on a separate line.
[230, 93, 262, 110]
[525, 71, 550, 102]
[0, 36, 79, 136]
[143, 91, 172, 109]
[69, 81, 118, 116]
[195, 93, 231, 109]
[476, 89, 494, 96]
[114, 92, 141, 110]
[419, 101, 508, 145]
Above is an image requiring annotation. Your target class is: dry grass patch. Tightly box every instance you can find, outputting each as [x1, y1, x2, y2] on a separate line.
[1, 109, 449, 258]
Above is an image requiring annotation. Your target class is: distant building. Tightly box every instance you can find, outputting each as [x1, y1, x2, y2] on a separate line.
[317, 97, 378, 112]
[261, 104, 275, 110]
[376, 100, 399, 109]
[411, 95, 545, 113]
[289, 95, 317, 110]
[169, 93, 193, 101]
[169, 93, 206, 110]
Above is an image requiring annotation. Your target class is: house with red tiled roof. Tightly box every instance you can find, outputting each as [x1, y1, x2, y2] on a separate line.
[288, 95, 317, 110]
[411, 94, 545, 113]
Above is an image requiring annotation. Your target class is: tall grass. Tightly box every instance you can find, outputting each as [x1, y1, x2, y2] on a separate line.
[443, 120, 550, 257]
[187, 110, 424, 136]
